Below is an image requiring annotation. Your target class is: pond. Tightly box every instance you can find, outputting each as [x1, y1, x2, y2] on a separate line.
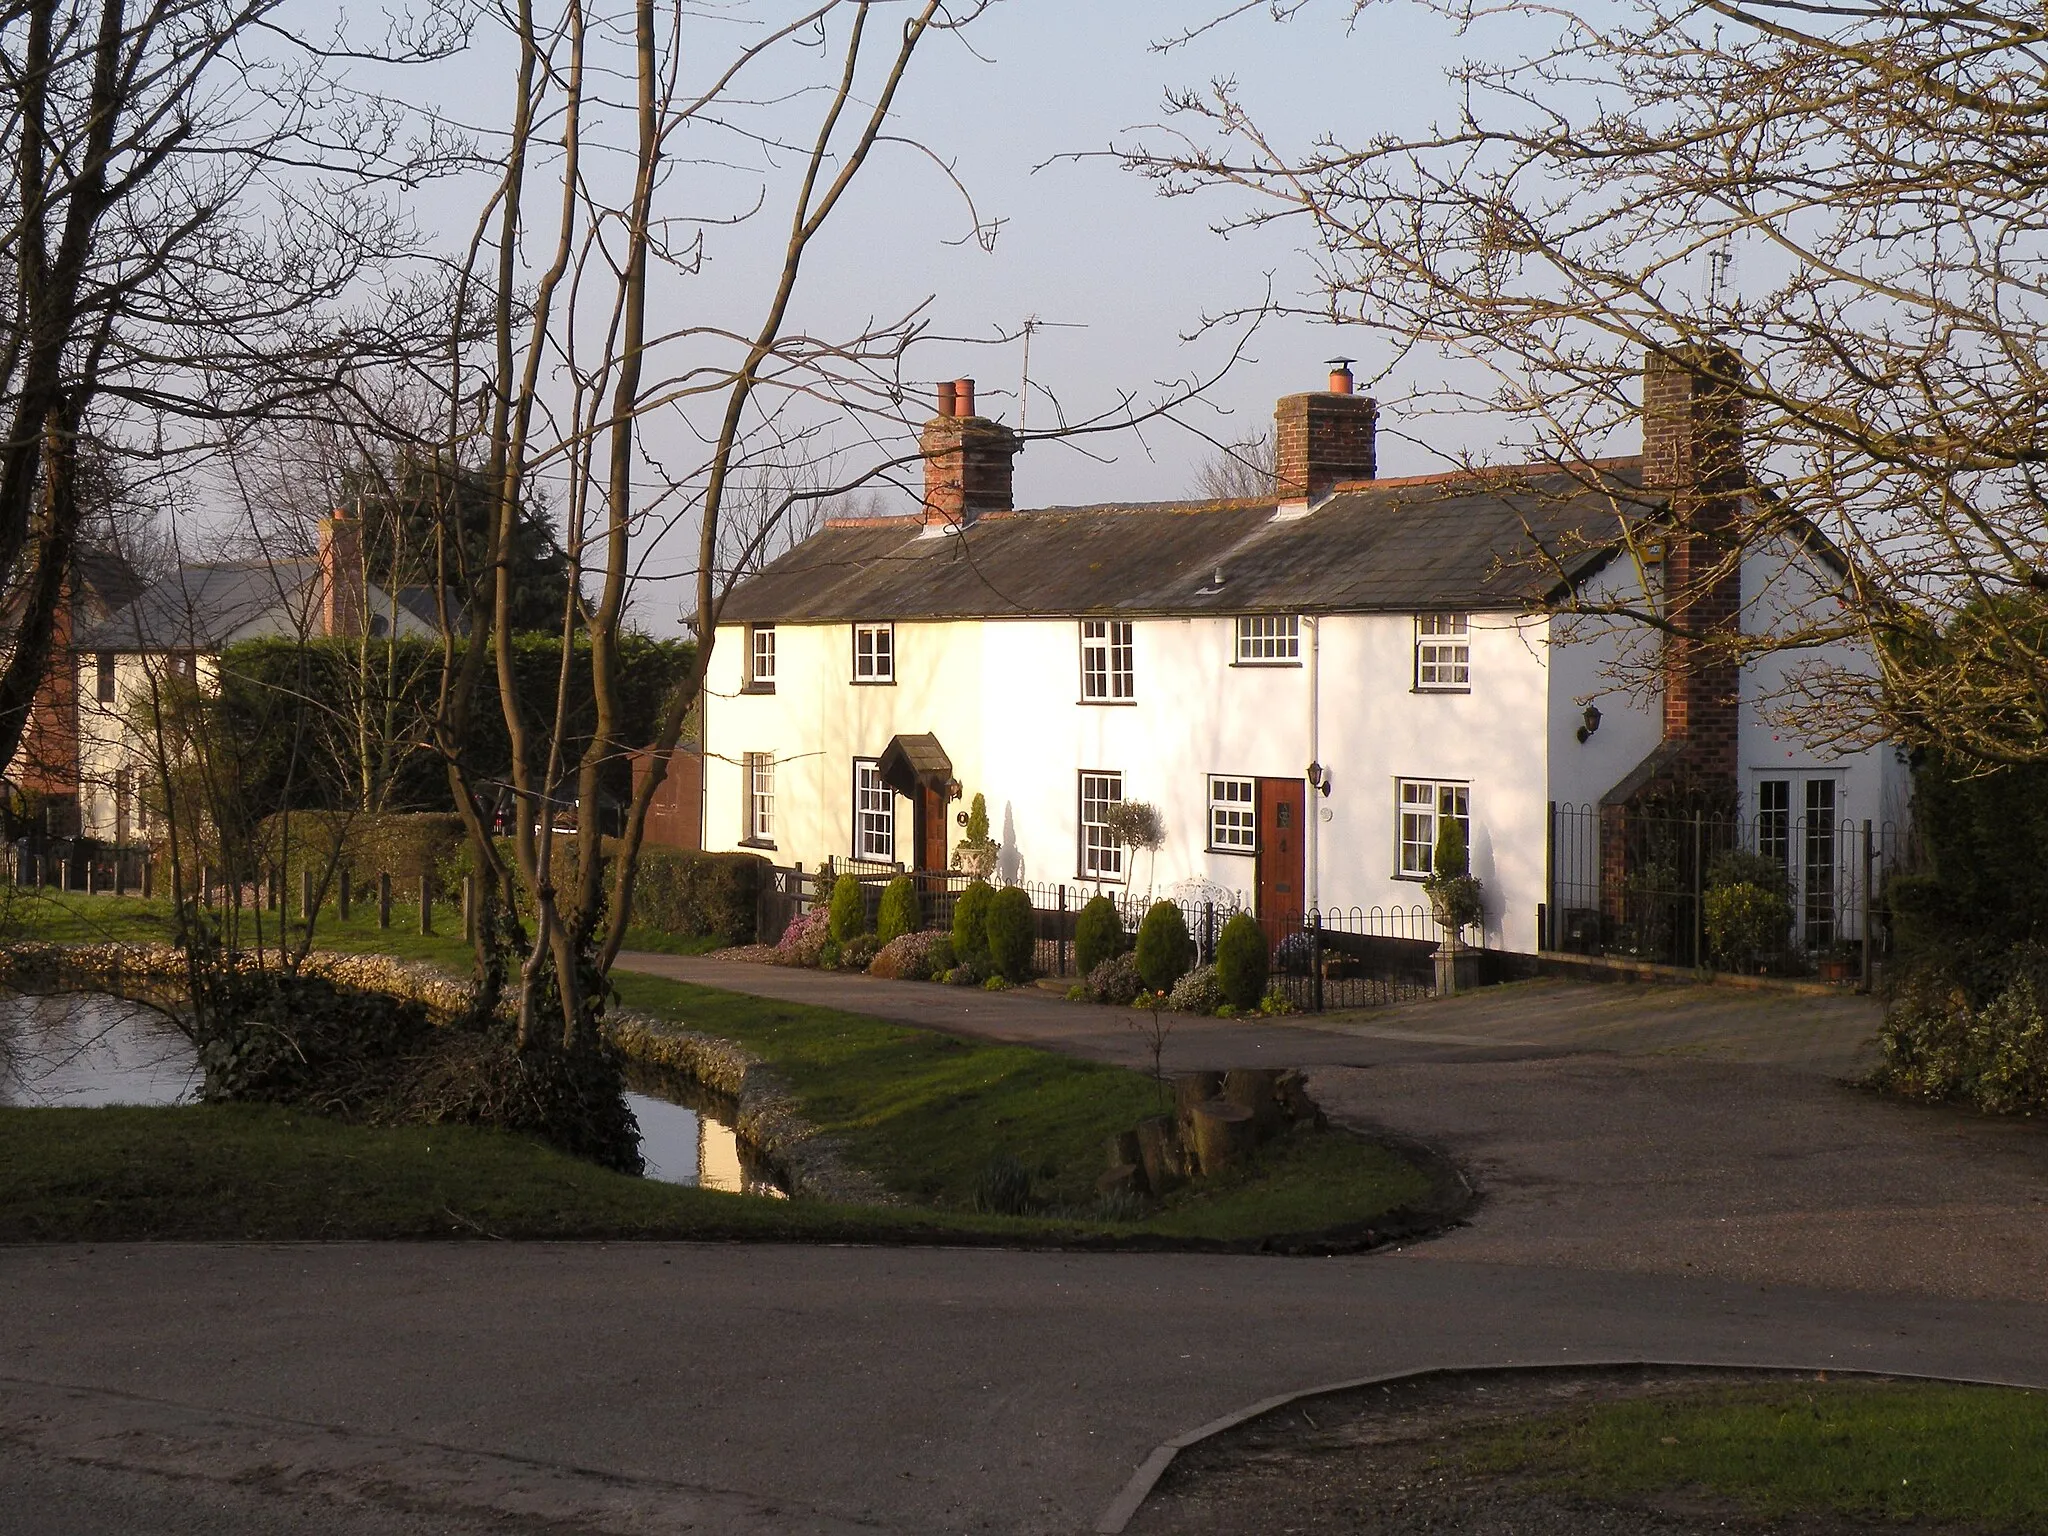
[0, 991, 786, 1195]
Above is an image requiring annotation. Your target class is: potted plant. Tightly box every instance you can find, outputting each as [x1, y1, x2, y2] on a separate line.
[1422, 816, 1484, 995]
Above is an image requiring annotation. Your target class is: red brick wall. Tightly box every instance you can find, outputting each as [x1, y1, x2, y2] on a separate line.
[1274, 392, 1377, 502]
[17, 593, 76, 802]
[1642, 346, 1744, 788]
[920, 415, 1020, 528]
[632, 748, 702, 851]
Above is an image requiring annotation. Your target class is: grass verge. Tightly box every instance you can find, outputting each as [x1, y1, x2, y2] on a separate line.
[2, 889, 1435, 1247]
[1465, 1379, 2048, 1527]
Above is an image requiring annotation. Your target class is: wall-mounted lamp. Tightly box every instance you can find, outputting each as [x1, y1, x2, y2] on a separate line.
[945, 778, 963, 801]
[1306, 761, 1333, 797]
[1576, 704, 1603, 744]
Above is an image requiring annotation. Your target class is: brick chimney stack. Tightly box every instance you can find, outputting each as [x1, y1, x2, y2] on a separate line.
[1643, 344, 1746, 785]
[920, 377, 1020, 531]
[1274, 359, 1377, 507]
[319, 507, 366, 639]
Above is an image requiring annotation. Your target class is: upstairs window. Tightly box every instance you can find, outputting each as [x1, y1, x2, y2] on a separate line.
[747, 623, 776, 691]
[853, 622, 894, 683]
[1415, 613, 1470, 690]
[1397, 778, 1470, 877]
[1234, 615, 1300, 665]
[94, 652, 115, 704]
[1079, 770, 1125, 879]
[853, 758, 894, 863]
[1080, 620, 1134, 702]
[1208, 775, 1256, 852]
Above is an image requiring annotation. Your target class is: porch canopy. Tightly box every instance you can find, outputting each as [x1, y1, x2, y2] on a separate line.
[877, 732, 953, 799]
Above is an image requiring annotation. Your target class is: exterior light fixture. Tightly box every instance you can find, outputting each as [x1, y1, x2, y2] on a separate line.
[1576, 704, 1603, 744]
[1306, 762, 1333, 796]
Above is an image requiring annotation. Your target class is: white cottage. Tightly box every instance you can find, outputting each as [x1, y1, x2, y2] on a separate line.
[69, 509, 443, 845]
[701, 360, 1906, 959]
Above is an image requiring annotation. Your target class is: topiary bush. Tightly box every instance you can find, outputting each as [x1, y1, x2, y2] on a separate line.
[876, 875, 922, 945]
[986, 885, 1036, 982]
[828, 872, 867, 942]
[1087, 952, 1143, 1006]
[1074, 894, 1126, 979]
[1134, 900, 1193, 993]
[1214, 910, 1270, 1008]
[1422, 814, 1484, 932]
[952, 879, 994, 969]
[1167, 962, 1222, 1014]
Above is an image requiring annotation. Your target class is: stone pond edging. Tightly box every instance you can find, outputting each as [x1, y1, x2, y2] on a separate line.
[0, 941, 890, 1206]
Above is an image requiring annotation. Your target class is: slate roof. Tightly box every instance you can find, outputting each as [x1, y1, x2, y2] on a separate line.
[75, 561, 317, 651]
[719, 460, 1658, 623]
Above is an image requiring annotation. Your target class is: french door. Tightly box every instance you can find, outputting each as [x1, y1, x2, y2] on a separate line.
[1755, 775, 1840, 949]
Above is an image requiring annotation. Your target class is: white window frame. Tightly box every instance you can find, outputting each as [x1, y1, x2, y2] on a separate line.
[853, 622, 894, 684]
[1080, 620, 1134, 702]
[1208, 775, 1257, 853]
[747, 624, 776, 690]
[1233, 615, 1300, 665]
[744, 752, 776, 846]
[853, 757, 895, 863]
[1414, 613, 1471, 691]
[1396, 777, 1470, 878]
[1079, 770, 1125, 880]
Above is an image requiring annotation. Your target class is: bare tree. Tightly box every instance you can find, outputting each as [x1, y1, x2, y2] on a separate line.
[0, 0, 459, 787]
[1126, 0, 2048, 765]
[1189, 428, 1274, 500]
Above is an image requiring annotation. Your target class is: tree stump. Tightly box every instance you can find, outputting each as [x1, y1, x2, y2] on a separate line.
[1188, 1100, 1256, 1176]
[1174, 1071, 1224, 1129]
[1135, 1115, 1182, 1193]
[1222, 1068, 1284, 1141]
[1106, 1129, 1142, 1171]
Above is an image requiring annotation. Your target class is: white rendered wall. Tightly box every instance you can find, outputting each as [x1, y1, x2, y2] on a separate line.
[705, 608, 1560, 953]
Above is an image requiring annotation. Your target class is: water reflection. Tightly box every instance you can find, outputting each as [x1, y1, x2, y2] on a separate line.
[622, 1065, 787, 1197]
[0, 991, 198, 1107]
[0, 991, 788, 1196]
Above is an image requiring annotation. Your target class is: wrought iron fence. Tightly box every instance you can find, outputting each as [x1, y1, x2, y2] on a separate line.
[755, 861, 1449, 1009]
[1548, 802, 1900, 977]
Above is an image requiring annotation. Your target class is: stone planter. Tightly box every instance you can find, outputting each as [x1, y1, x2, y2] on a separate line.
[1432, 929, 1482, 996]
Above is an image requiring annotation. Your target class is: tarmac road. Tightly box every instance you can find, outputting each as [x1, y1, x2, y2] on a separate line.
[4, 1242, 2048, 1536]
[5, 967, 2044, 1534]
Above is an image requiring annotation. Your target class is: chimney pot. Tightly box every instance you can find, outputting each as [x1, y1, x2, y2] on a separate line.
[955, 377, 976, 417]
[936, 380, 958, 418]
[1327, 357, 1356, 395]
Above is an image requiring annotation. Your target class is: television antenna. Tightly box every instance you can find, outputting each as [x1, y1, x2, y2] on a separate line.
[1018, 314, 1085, 432]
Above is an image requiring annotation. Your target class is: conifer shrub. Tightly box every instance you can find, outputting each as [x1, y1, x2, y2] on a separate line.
[986, 885, 1036, 982]
[1134, 900, 1193, 993]
[1074, 894, 1126, 978]
[876, 875, 922, 945]
[952, 879, 994, 969]
[1214, 910, 1270, 1008]
[828, 872, 867, 942]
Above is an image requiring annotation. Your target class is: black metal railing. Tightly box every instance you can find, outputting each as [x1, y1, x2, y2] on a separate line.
[1547, 802, 1900, 979]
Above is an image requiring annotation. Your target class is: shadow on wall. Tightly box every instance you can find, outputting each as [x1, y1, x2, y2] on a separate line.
[1473, 823, 1502, 946]
[999, 802, 1025, 883]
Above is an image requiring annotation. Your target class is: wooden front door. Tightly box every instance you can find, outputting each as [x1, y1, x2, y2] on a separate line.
[915, 783, 948, 872]
[1255, 778, 1307, 927]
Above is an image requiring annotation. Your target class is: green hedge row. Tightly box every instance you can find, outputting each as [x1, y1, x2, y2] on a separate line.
[254, 812, 763, 944]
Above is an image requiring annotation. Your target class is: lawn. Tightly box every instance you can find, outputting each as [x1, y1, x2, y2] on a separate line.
[1465, 1378, 2048, 1528]
[1, 889, 1434, 1247]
